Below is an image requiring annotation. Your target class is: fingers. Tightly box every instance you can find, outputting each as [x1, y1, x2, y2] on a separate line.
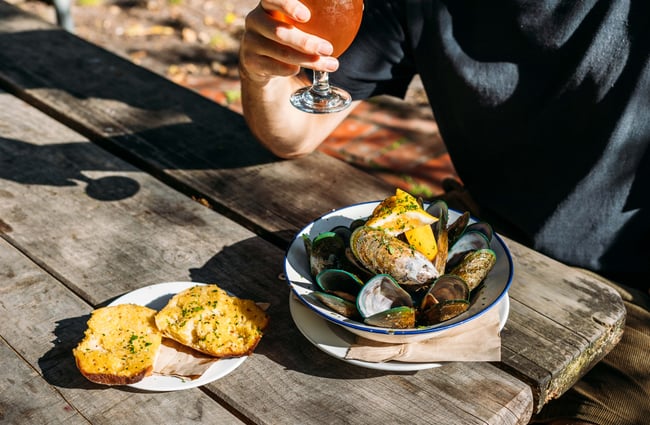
[260, 0, 311, 23]
[240, 31, 303, 80]
[240, 1, 338, 82]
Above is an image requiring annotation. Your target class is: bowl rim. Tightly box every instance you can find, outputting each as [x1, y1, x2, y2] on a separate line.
[284, 200, 514, 336]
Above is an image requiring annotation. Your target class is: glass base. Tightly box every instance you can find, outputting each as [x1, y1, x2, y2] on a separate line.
[290, 85, 352, 114]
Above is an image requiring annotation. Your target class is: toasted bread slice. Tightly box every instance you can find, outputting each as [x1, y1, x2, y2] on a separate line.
[155, 284, 269, 357]
[73, 304, 162, 385]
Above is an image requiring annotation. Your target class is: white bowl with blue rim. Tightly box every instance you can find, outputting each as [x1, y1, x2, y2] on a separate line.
[284, 201, 514, 344]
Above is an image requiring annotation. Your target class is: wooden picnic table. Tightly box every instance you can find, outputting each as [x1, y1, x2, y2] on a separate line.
[0, 2, 626, 424]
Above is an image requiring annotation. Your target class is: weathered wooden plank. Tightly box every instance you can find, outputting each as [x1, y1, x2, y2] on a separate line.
[0, 239, 245, 425]
[0, 2, 624, 418]
[0, 90, 278, 305]
[207, 297, 532, 425]
[0, 338, 89, 425]
[498, 240, 625, 411]
[0, 90, 533, 424]
[0, 0, 392, 247]
[209, 352, 532, 425]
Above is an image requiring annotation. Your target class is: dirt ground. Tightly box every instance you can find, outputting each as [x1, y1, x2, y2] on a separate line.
[9, 0, 259, 84]
[8, 0, 444, 197]
[8, 0, 429, 112]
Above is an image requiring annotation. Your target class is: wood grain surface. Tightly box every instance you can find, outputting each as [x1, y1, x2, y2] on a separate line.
[0, 89, 532, 424]
[0, 1, 626, 422]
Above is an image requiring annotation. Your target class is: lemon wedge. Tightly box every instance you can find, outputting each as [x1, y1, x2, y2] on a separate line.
[366, 189, 438, 235]
[366, 189, 439, 260]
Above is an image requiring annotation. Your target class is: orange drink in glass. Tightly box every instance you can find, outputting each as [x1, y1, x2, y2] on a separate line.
[295, 0, 363, 58]
[288, 0, 364, 113]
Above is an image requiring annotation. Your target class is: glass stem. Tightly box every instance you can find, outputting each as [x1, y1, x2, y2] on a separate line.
[311, 71, 332, 97]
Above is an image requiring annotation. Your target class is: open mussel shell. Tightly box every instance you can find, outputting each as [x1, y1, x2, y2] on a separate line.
[419, 274, 471, 325]
[426, 199, 449, 233]
[426, 200, 449, 275]
[312, 292, 361, 320]
[447, 211, 470, 246]
[364, 306, 416, 329]
[419, 299, 470, 325]
[420, 274, 470, 310]
[315, 268, 363, 301]
[446, 230, 491, 270]
[356, 274, 413, 323]
[306, 231, 346, 277]
[465, 221, 494, 242]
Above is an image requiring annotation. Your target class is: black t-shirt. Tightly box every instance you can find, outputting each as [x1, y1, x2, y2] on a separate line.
[332, 0, 650, 288]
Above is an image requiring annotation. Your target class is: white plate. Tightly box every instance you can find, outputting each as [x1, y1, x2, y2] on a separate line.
[108, 281, 247, 391]
[284, 201, 514, 343]
[289, 292, 510, 371]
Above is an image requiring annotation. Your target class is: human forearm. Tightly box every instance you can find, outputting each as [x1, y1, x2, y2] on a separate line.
[240, 69, 353, 158]
[238, 1, 353, 158]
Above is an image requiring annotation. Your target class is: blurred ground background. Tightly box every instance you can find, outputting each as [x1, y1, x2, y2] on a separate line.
[9, 0, 458, 199]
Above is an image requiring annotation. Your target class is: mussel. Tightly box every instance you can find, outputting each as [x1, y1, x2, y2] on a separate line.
[449, 248, 497, 291]
[418, 274, 470, 325]
[356, 274, 415, 328]
[312, 292, 360, 319]
[301, 201, 499, 329]
[446, 230, 491, 270]
[315, 268, 363, 302]
[312, 268, 364, 319]
[420, 274, 470, 309]
[426, 200, 450, 275]
[349, 226, 439, 293]
[303, 231, 346, 277]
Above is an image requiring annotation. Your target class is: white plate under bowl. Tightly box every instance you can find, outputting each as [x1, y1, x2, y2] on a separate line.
[284, 201, 514, 344]
[289, 292, 510, 371]
[108, 281, 247, 391]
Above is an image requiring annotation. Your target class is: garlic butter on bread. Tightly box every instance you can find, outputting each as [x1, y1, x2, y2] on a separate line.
[73, 304, 162, 385]
[155, 284, 270, 358]
[74, 283, 269, 385]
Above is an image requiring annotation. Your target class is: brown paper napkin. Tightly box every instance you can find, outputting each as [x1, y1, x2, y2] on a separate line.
[153, 338, 219, 379]
[345, 305, 502, 363]
[151, 302, 270, 380]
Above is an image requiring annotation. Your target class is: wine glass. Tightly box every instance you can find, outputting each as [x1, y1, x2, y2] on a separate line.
[289, 0, 364, 114]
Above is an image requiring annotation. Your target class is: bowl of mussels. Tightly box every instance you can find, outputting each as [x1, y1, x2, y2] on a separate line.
[284, 189, 514, 344]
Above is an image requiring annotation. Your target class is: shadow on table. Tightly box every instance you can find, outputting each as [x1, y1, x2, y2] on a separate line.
[189, 236, 416, 380]
[38, 233, 408, 390]
[0, 137, 140, 201]
[39, 313, 106, 390]
[0, 23, 278, 170]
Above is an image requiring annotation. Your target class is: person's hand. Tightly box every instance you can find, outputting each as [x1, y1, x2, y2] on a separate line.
[240, 0, 339, 84]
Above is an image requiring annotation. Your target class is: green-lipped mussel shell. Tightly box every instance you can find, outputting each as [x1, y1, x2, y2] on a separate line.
[447, 211, 470, 246]
[420, 274, 470, 310]
[364, 306, 416, 329]
[350, 226, 439, 292]
[308, 231, 346, 277]
[465, 221, 494, 243]
[418, 299, 470, 325]
[356, 274, 413, 319]
[425, 199, 449, 236]
[426, 200, 449, 276]
[315, 268, 363, 301]
[449, 248, 497, 291]
[446, 230, 491, 270]
[312, 292, 360, 320]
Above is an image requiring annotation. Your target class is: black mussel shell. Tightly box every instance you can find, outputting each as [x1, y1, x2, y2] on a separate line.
[313, 292, 361, 320]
